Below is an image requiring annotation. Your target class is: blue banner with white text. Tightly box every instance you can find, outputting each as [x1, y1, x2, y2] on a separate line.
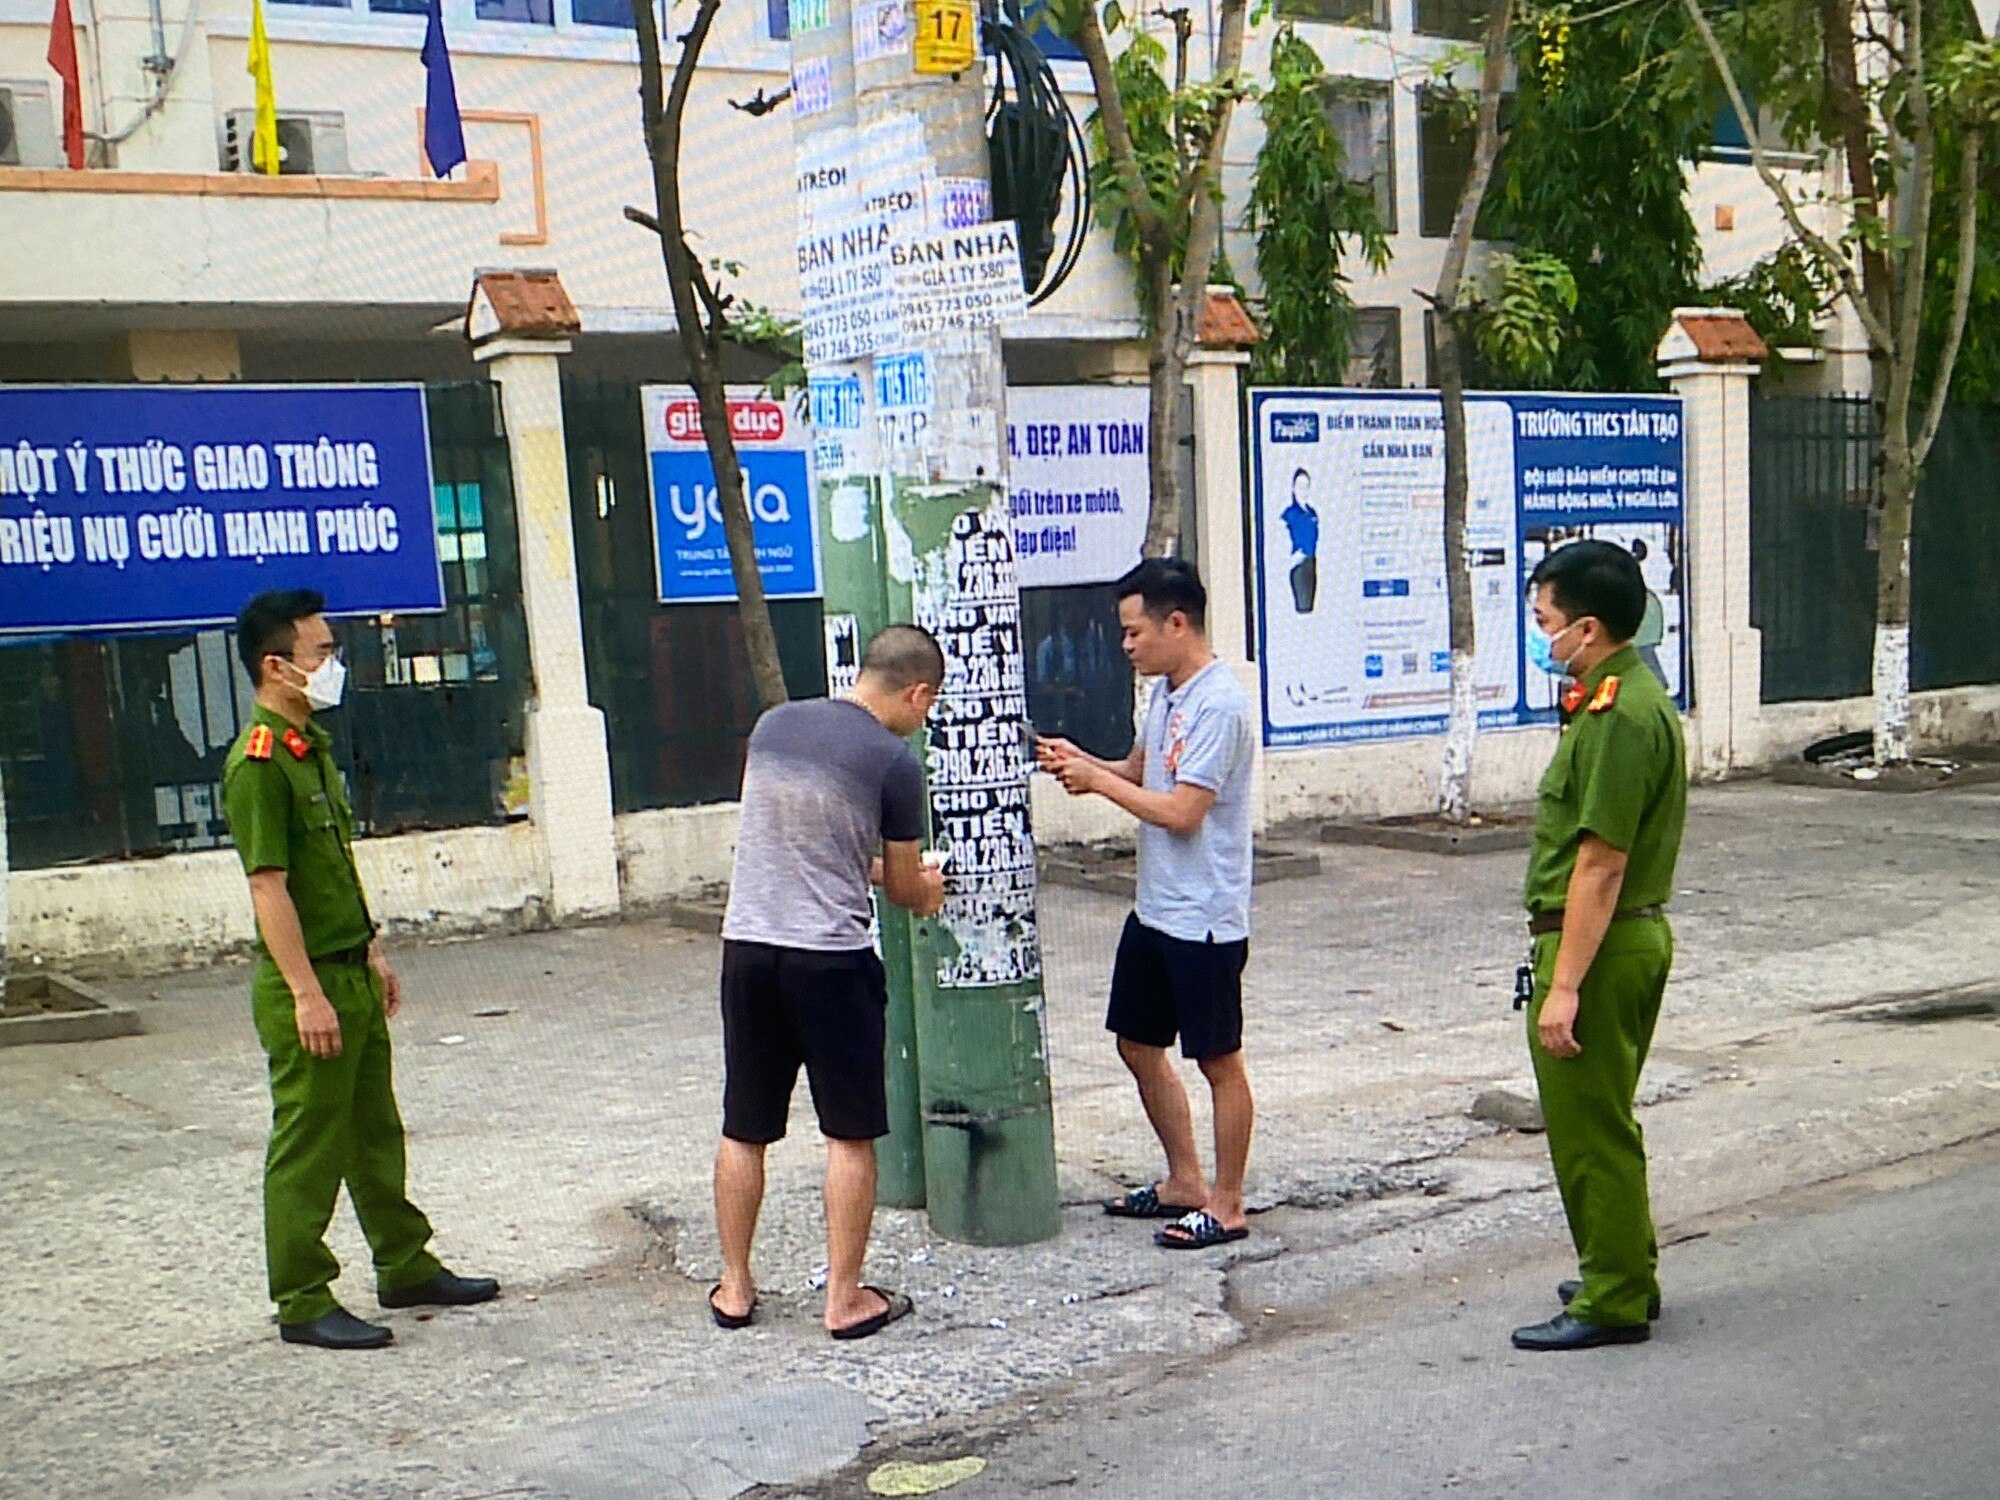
[0, 384, 444, 635]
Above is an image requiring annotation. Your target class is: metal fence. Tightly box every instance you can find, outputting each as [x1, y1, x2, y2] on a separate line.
[563, 376, 1149, 806]
[0, 381, 530, 871]
[1749, 395, 1878, 703]
[1910, 406, 2000, 691]
[561, 375, 829, 812]
[1750, 392, 2000, 703]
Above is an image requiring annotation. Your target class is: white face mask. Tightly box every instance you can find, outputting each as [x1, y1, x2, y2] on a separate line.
[294, 655, 347, 711]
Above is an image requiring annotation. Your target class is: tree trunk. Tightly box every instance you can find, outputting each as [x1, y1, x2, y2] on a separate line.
[1144, 258, 1183, 557]
[1873, 439, 1916, 764]
[1434, 314, 1480, 823]
[633, 0, 789, 712]
[1431, 0, 1511, 823]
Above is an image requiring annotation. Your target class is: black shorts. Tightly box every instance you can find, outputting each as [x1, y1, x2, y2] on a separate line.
[1105, 913, 1248, 1061]
[721, 940, 890, 1144]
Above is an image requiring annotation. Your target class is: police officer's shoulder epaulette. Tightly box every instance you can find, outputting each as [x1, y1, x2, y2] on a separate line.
[1588, 676, 1622, 714]
[244, 725, 275, 761]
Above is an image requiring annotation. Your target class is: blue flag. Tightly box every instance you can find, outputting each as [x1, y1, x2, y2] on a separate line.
[421, 0, 466, 178]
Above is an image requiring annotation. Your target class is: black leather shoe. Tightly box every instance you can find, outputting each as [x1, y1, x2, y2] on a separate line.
[379, 1269, 501, 1309]
[1512, 1312, 1650, 1351]
[280, 1307, 394, 1350]
[1558, 1279, 1662, 1320]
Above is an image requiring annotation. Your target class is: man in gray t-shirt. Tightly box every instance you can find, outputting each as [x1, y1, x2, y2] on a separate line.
[1039, 559, 1258, 1253]
[711, 626, 945, 1342]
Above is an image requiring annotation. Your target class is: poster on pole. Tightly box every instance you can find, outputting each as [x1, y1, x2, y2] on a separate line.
[1249, 390, 1686, 748]
[1004, 385, 1150, 588]
[0, 384, 442, 635]
[643, 385, 821, 605]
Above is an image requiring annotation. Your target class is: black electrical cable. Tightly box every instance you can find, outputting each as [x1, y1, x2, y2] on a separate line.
[982, 1, 1091, 307]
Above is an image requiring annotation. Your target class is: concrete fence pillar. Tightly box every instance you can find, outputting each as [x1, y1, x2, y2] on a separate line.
[1658, 308, 1767, 779]
[467, 271, 621, 921]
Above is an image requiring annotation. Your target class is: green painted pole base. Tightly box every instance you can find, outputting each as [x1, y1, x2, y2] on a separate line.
[912, 970, 1061, 1246]
[874, 900, 926, 1209]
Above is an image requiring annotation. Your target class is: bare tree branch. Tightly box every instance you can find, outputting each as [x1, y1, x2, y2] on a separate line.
[632, 0, 789, 710]
[1914, 126, 1984, 465]
[1680, 0, 1897, 354]
[1074, 2, 1172, 253]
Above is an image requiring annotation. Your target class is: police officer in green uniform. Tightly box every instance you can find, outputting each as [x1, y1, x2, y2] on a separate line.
[223, 589, 498, 1351]
[1511, 541, 1686, 1352]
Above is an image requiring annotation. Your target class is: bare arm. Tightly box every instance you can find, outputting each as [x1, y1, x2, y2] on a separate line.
[247, 870, 342, 1059]
[1036, 735, 1143, 786]
[1081, 773, 1217, 835]
[879, 840, 946, 917]
[1537, 834, 1629, 1059]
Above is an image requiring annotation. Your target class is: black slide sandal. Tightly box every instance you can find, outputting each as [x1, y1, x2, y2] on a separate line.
[830, 1286, 913, 1341]
[708, 1285, 757, 1330]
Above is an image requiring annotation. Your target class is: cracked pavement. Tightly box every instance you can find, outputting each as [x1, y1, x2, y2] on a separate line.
[4, 776, 1998, 1497]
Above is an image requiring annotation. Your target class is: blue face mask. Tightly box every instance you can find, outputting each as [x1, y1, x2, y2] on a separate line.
[1526, 619, 1583, 677]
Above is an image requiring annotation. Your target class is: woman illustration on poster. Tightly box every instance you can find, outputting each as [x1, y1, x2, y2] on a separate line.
[1280, 467, 1320, 614]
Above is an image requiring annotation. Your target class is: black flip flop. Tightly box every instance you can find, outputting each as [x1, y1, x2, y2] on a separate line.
[1104, 1183, 1191, 1220]
[1155, 1210, 1250, 1251]
[708, 1284, 756, 1330]
[830, 1285, 914, 1342]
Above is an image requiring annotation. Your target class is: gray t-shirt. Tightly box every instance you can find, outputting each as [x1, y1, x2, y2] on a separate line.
[723, 698, 927, 951]
[1134, 660, 1257, 944]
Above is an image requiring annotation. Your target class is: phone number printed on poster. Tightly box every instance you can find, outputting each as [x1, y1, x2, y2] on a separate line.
[922, 508, 1041, 990]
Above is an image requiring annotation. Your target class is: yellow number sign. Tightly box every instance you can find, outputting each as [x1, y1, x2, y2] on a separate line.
[913, 0, 976, 73]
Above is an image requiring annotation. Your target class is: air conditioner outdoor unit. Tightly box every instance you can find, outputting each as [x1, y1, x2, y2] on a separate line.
[0, 80, 63, 169]
[221, 109, 351, 176]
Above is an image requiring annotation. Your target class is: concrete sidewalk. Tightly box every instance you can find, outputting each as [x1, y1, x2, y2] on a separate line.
[4, 777, 1999, 1498]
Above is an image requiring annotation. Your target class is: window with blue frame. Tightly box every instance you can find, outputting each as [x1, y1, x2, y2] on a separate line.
[769, 0, 790, 40]
[573, 0, 637, 26]
[475, 0, 554, 23]
[368, 0, 430, 14]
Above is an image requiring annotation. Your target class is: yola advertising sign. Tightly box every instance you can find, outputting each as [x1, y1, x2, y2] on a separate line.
[642, 385, 820, 605]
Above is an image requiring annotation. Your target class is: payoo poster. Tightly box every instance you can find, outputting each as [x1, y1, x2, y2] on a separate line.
[1250, 390, 1686, 748]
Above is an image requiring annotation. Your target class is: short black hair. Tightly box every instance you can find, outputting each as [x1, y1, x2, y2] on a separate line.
[236, 589, 327, 684]
[1529, 541, 1646, 643]
[1116, 557, 1207, 630]
[860, 623, 946, 691]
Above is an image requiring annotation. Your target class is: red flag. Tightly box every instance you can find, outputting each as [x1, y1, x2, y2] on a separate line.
[47, 0, 85, 170]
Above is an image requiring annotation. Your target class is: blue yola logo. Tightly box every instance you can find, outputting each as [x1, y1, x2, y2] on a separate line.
[1270, 412, 1320, 443]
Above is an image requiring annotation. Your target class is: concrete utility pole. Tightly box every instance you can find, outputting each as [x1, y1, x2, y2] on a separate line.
[788, 0, 1059, 1243]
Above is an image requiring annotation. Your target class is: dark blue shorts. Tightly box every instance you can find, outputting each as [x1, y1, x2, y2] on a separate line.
[1106, 913, 1247, 1061]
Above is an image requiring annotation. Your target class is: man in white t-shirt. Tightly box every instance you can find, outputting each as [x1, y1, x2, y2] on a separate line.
[1038, 559, 1259, 1251]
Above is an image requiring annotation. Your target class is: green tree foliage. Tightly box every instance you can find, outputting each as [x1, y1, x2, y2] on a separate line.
[1486, 1, 1711, 390]
[1708, 243, 1836, 350]
[1921, 34, 2000, 404]
[1247, 26, 1392, 385]
[1459, 251, 1579, 385]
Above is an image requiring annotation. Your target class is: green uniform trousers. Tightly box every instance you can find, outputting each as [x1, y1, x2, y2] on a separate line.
[1527, 915, 1673, 1329]
[252, 958, 442, 1325]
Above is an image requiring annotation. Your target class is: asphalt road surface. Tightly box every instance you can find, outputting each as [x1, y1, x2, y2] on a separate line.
[839, 1139, 2000, 1500]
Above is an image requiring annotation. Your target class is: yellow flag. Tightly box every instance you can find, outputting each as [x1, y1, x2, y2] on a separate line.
[246, 0, 280, 175]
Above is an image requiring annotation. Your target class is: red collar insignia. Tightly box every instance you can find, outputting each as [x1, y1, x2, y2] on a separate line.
[1560, 680, 1588, 716]
[282, 728, 312, 760]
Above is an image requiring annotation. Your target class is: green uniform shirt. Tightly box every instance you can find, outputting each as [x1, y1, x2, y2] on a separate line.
[222, 704, 375, 960]
[1524, 644, 1687, 917]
